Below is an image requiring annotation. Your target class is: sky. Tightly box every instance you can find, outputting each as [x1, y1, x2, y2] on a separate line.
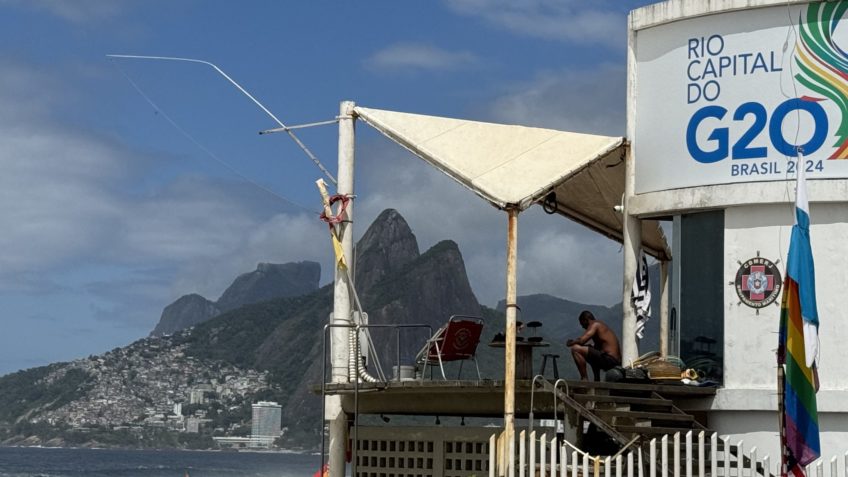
[0, 0, 659, 376]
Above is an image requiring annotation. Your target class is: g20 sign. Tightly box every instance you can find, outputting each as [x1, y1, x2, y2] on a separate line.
[632, 2, 848, 194]
[687, 99, 827, 173]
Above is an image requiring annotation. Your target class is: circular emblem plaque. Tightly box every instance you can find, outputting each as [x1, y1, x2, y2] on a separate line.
[735, 256, 782, 308]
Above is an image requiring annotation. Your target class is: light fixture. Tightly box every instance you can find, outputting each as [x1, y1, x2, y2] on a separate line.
[380, 414, 390, 423]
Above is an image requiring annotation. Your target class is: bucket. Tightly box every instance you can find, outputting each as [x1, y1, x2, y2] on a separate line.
[392, 365, 416, 381]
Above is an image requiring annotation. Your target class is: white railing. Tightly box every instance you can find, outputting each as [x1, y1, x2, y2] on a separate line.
[488, 430, 848, 477]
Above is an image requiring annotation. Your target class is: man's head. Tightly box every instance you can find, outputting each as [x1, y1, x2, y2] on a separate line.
[578, 310, 595, 329]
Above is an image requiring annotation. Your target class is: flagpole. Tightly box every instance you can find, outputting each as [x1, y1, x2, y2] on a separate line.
[778, 363, 786, 477]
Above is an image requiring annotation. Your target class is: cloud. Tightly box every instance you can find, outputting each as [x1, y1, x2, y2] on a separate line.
[366, 43, 480, 73]
[167, 211, 331, 303]
[487, 63, 626, 136]
[1, 0, 128, 23]
[444, 0, 627, 48]
[0, 59, 334, 331]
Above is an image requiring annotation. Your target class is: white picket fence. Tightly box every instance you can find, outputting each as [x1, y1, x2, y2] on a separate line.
[487, 430, 848, 477]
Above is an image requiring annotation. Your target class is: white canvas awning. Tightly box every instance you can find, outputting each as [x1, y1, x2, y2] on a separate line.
[355, 107, 670, 260]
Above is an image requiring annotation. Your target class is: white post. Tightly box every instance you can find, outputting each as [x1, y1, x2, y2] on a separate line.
[763, 456, 770, 477]
[816, 460, 824, 477]
[540, 434, 547, 477]
[490, 433, 498, 477]
[606, 457, 613, 477]
[530, 431, 537, 477]
[737, 441, 744, 477]
[697, 432, 705, 477]
[624, 0, 638, 367]
[520, 430, 526, 477]
[685, 431, 692, 477]
[710, 433, 717, 477]
[510, 434, 516, 477]
[552, 438, 558, 477]
[831, 457, 838, 477]
[617, 455, 624, 477]
[662, 434, 669, 477]
[674, 433, 681, 477]
[750, 447, 758, 477]
[723, 437, 729, 477]
[660, 260, 669, 357]
[650, 439, 657, 477]
[328, 99, 356, 477]
[561, 445, 567, 477]
[621, 145, 641, 364]
[844, 451, 848, 477]
[628, 451, 634, 477]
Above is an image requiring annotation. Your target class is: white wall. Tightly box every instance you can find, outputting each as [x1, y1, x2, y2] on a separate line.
[716, 202, 848, 458]
[710, 411, 848, 466]
[723, 203, 848, 397]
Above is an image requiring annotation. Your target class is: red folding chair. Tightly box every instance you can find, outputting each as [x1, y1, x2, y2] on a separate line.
[416, 315, 484, 380]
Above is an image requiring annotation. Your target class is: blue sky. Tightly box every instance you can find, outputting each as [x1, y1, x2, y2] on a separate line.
[0, 0, 656, 375]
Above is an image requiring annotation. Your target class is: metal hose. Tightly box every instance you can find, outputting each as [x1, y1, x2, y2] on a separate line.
[349, 328, 379, 383]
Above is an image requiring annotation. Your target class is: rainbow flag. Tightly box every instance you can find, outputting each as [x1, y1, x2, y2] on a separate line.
[778, 160, 820, 476]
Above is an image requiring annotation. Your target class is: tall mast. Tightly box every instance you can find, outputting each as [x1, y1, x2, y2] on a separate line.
[327, 100, 356, 477]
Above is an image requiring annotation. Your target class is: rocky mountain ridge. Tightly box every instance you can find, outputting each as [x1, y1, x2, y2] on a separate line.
[151, 261, 321, 336]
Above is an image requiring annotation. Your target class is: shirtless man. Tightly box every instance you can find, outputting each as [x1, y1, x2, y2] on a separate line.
[566, 310, 622, 381]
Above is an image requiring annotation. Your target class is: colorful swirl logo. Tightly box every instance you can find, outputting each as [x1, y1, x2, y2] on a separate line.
[795, 2, 848, 159]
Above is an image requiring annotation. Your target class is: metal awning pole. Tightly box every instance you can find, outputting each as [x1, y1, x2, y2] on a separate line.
[327, 100, 356, 477]
[503, 208, 519, 477]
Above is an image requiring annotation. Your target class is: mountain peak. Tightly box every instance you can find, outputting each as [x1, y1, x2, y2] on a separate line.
[354, 209, 420, 291]
[151, 261, 322, 336]
[216, 261, 321, 313]
[151, 294, 219, 337]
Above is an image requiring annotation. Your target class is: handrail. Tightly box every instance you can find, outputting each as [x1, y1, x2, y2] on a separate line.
[552, 378, 569, 442]
[528, 374, 547, 435]
[539, 379, 630, 446]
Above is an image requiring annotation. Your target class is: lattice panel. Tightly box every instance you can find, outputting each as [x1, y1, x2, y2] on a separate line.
[355, 438, 436, 477]
[352, 426, 493, 477]
[443, 440, 489, 477]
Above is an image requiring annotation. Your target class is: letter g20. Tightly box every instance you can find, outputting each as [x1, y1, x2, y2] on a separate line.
[686, 99, 828, 163]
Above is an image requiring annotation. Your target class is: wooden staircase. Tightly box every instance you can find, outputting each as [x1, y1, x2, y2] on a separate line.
[542, 381, 775, 477]
[543, 380, 711, 448]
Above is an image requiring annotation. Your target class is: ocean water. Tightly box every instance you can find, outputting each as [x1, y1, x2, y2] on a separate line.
[0, 447, 319, 477]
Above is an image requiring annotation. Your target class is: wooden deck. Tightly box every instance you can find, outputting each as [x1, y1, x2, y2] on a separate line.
[317, 379, 716, 419]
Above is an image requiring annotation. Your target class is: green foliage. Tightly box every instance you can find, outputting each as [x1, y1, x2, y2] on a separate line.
[178, 287, 329, 371]
[0, 365, 92, 423]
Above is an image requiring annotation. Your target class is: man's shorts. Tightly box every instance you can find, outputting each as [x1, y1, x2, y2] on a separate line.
[586, 347, 621, 371]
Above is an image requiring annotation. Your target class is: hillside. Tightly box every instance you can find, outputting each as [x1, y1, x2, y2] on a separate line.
[0, 208, 657, 450]
[0, 209, 481, 449]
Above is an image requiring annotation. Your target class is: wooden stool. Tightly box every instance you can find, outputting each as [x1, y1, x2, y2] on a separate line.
[540, 353, 560, 379]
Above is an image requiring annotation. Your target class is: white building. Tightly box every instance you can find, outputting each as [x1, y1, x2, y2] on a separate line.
[251, 401, 282, 447]
[628, 0, 848, 460]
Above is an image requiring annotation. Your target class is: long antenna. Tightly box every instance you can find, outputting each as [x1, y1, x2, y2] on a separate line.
[106, 54, 337, 185]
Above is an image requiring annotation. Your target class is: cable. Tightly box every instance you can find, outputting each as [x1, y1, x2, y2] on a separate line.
[109, 59, 319, 215]
[107, 54, 337, 185]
